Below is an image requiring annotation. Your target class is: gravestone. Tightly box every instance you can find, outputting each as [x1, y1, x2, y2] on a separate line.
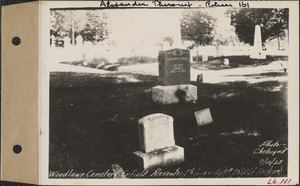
[250, 25, 266, 59]
[194, 108, 213, 126]
[197, 74, 203, 83]
[202, 54, 208, 62]
[152, 48, 197, 104]
[224, 58, 230, 66]
[133, 113, 184, 169]
[50, 35, 55, 47]
[158, 49, 190, 85]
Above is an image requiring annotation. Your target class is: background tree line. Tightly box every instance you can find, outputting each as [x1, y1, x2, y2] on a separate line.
[180, 8, 288, 49]
[50, 10, 111, 46]
[50, 8, 288, 50]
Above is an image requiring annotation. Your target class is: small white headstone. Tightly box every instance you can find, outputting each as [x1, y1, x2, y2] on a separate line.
[82, 60, 88, 66]
[202, 54, 208, 61]
[224, 58, 230, 66]
[138, 113, 175, 153]
[194, 108, 213, 126]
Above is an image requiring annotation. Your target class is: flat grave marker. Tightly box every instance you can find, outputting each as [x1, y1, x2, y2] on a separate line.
[194, 108, 213, 126]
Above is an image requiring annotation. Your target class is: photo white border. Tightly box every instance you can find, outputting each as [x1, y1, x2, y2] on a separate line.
[39, 1, 299, 185]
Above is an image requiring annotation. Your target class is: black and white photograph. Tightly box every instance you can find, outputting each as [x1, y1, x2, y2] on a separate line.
[36, 1, 298, 185]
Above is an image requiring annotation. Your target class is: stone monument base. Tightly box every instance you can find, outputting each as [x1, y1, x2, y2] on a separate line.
[250, 51, 266, 59]
[133, 146, 184, 170]
[152, 84, 197, 104]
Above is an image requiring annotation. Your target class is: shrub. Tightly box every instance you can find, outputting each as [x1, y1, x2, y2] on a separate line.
[70, 60, 85, 66]
[117, 56, 158, 65]
[70, 57, 110, 69]
[86, 57, 109, 69]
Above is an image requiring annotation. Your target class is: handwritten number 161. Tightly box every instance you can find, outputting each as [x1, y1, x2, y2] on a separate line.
[239, 1, 249, 8]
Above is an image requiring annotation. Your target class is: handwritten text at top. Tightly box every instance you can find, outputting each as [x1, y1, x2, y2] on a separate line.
[99, 0, 251, 8]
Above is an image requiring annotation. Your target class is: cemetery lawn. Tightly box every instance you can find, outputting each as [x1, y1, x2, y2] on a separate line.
[49, 58, 288, 178]
[191, 55, 288, 70]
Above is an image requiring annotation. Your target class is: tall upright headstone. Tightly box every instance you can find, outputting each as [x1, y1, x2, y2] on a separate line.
[172, 16, 183, 48]
[133, 113, 184, 169]
[250, 25, 266, 59]
[152, 48, 197, 104]
[158, 49, 190, 86]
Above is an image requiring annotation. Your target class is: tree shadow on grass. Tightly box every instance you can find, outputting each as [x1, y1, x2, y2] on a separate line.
[50, 71, 158, 88]
[226, 72, 288, 78]
[49, 71, 288, 177]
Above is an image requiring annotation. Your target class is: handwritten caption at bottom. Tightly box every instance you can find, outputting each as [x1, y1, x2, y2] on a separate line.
[49, 140, 287, 179]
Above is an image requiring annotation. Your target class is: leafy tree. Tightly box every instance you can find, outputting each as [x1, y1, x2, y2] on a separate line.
[50, 10, 65, 38]
[50, 10, 85, 44]
[80, 11, 110, 43]
[228, 8, 288, 48]
[50, 10, 110, 45]
[181, 10, 217, 47]
[213, 26, 240, 46]
[162, 36, 174, 47]
[211, 12, 240, 46]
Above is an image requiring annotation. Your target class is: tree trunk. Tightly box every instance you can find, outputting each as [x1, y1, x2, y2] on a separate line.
[71, 11, 75, 45]
[277, 37, 280, 50]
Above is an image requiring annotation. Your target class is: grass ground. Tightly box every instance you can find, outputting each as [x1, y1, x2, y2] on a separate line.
[191, 55, 288, 70]
[49, 56, 288, 178]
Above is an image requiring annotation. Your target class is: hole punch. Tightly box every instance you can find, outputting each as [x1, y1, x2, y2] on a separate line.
[13, 144, 22, 154]
[12, 36, 21, 46]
